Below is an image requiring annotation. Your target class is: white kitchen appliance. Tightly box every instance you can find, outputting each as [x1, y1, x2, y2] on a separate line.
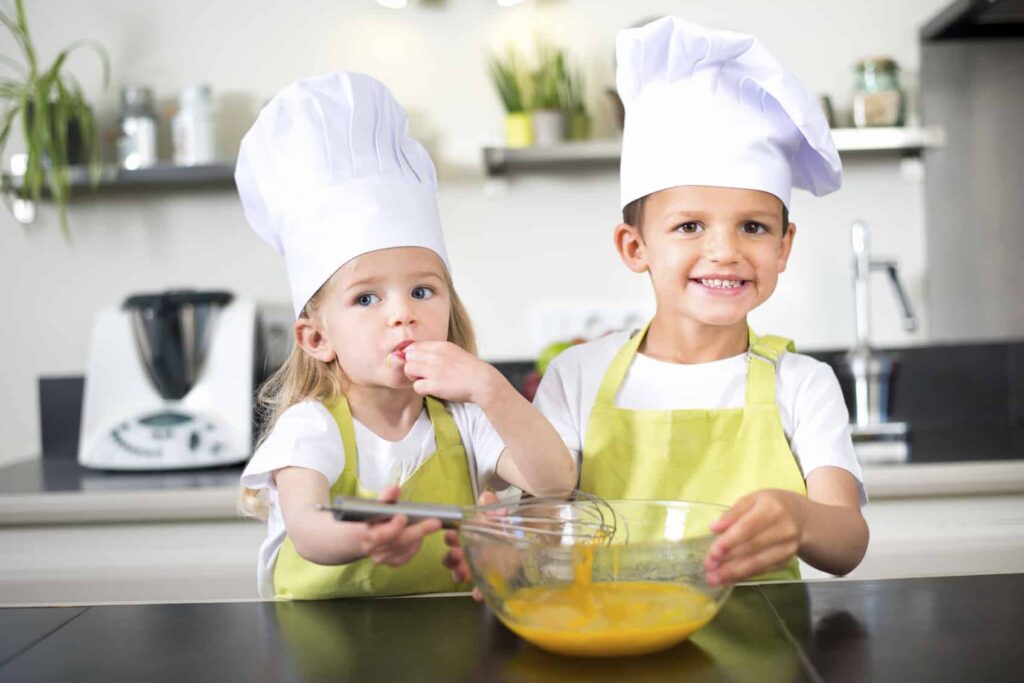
[78, 290, 256, 470]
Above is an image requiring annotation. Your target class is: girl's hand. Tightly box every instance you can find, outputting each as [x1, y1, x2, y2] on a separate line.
[442, 491, 500, 601]
[361, 485, 443, 567]
[403, 341, 501, 405]
[704, 489, 807, 586]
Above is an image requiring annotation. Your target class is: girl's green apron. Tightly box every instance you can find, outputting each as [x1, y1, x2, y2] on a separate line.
[580, 322, 807, 581]
[273, 396, 475, 599]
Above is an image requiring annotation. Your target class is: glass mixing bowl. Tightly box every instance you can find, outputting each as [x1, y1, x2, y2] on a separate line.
[460, 499, 733, 658]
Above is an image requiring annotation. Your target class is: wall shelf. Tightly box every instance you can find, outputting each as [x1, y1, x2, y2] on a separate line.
[1, 162, 238, 225]
[483, 126, 946, 176]
[2, 162, 236, 194]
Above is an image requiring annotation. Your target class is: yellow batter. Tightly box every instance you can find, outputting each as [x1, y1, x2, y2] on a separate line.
[498, 546, 718, 657]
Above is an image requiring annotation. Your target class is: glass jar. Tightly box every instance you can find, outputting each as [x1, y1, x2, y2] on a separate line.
[853, 57, 904, 128]
[117, 85, 158, 169]
[172, 85, 216, 166]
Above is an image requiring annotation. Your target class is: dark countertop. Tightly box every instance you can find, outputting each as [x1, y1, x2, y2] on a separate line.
[1, 425, 1021, 502]
[4, 423, 1022, 497]
[1, 574, 1021, 682]
[0, 457, 245, 496]
[20, 334, 1022, 499]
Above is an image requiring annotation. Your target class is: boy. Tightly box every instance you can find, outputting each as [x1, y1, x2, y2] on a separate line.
[532, 18, 868, 585]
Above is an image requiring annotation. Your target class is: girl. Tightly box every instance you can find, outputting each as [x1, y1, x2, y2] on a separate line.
[235, 71, 576, 600]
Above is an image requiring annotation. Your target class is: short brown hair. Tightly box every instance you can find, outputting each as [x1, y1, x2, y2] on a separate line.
[622, 194, 789, 235]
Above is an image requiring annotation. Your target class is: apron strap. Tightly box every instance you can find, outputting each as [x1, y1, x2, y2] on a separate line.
[425, 396, 461, 451]
[745, 328, 795, 406]
[329, 394, 360, 480]
[331, 395, 459, 478]
[593, 321, 650, 408]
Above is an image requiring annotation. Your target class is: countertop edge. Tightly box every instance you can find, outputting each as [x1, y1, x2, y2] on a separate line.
[2, 461, 1023, 525]
[0, 486, 247, 525]
[861, 460, 1024, 498]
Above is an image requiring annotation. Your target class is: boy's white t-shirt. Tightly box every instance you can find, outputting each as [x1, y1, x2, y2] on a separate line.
[240, 400, 506, 598]
[533, 331, 866, 502]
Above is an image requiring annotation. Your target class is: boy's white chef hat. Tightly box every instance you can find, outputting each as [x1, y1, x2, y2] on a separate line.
[616, 17, 842, 210]
[236, 71, 449, 317]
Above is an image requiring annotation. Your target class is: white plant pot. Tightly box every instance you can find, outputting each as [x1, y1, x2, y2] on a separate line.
[531, 110, 565, 147]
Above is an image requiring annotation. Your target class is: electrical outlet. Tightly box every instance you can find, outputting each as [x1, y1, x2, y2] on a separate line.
[531, 305, 649, 350]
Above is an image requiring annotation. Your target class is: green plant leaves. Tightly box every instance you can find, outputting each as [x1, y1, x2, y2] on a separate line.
[0, 0, 108, 239]
[487, 40, 589, 119]
[488, 48, 528, 114]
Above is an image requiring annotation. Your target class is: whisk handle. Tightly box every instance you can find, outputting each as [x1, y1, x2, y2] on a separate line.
[322, 496, 464, 528]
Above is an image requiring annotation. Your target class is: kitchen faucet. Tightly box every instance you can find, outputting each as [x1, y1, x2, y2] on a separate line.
[845, 221, 917, 460]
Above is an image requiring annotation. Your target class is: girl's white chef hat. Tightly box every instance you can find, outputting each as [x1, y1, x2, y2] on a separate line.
[236, 71, 449, 317]
[616, 17, 842, 210]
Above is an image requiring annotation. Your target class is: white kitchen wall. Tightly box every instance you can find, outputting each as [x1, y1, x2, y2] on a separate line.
[0, 0, 949, 465]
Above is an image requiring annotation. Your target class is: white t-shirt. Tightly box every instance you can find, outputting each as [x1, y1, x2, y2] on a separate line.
[533, 331, 866, 502]
[240, 400, 506, 598]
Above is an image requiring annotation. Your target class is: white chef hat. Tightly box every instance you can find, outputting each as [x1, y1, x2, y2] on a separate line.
[616, 17, 842, 210]
[235, 71, 449, 317]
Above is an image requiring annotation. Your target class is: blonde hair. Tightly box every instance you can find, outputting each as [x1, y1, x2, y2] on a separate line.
[239, 268, 477, 519]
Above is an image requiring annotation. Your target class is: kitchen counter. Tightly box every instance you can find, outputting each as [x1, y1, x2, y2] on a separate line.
[0, 573, 1020, 682]
[1, 455, 1022, 604]
[2, 456, 1022, 525]
[0, 458, 245, 524]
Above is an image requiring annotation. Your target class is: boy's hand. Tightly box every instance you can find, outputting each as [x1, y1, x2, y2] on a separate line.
[361, 485, 442, 567]
[403, 341, 501, 405]
[704, 489, 806, 586]
[442, 491, 500, 601]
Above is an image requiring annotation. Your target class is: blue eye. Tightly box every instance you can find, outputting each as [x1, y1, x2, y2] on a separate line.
[355, 293, 380, 307]
[742, 222, 769, 235]
[676, 222, 703, 234]
[411, 287, 434, 300]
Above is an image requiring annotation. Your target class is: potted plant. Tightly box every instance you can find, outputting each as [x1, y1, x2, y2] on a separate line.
[529, 42, 564, 147]
[488, 47, 533, 148]
[0, 0, 109, 237]
[557, 59, 590, 141]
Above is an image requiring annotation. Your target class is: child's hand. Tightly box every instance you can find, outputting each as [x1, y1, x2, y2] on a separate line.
[704, 489, 806, 586]
[361, 485, 443, 567]
[403, 341, 501, 405]
[442, 491, 500, 601]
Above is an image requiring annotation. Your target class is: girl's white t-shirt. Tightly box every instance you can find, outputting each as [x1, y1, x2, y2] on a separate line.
[240, 400, 506, 598]
[532, 331, 866, 502]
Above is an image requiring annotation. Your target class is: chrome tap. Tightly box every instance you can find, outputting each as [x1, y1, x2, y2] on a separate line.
[851, 221, 918, 353]
[846, 221, 917, 446]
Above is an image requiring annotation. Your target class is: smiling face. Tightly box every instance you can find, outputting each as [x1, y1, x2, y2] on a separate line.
[615, 185, 796, 331]
[296, 246, 452, 389]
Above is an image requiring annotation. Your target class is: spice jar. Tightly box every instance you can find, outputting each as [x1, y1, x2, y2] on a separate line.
[117, 85, 158, 169]
[172, 85, 216, 166]
[852, 57, 904, 128]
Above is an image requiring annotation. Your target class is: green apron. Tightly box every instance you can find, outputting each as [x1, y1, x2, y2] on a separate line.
[273, 395, 476, 599]
[580, 322, 807, 581]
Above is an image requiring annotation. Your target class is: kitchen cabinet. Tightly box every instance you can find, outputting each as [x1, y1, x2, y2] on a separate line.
[1, 459, 1022, 606]
[801, 492, 1024, 580]
[0, 518, 263, 605]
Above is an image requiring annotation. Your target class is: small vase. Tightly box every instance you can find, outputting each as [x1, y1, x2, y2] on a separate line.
[531, 109, 565, 147]
[505, 112, 534, 148]
[566, 111, 591, 141]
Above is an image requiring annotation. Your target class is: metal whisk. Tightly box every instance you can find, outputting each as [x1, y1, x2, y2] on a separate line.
[320, 491, 618, 544]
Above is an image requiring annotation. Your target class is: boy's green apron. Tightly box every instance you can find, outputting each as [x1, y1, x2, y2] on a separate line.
[273, 396, 475, 599]
[580, 322, 807, 581]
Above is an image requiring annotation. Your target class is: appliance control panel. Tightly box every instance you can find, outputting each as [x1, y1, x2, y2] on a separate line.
[85, 411, 242, 470]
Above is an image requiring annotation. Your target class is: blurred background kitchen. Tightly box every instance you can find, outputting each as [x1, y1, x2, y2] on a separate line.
[0, 0, 1021, 604]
